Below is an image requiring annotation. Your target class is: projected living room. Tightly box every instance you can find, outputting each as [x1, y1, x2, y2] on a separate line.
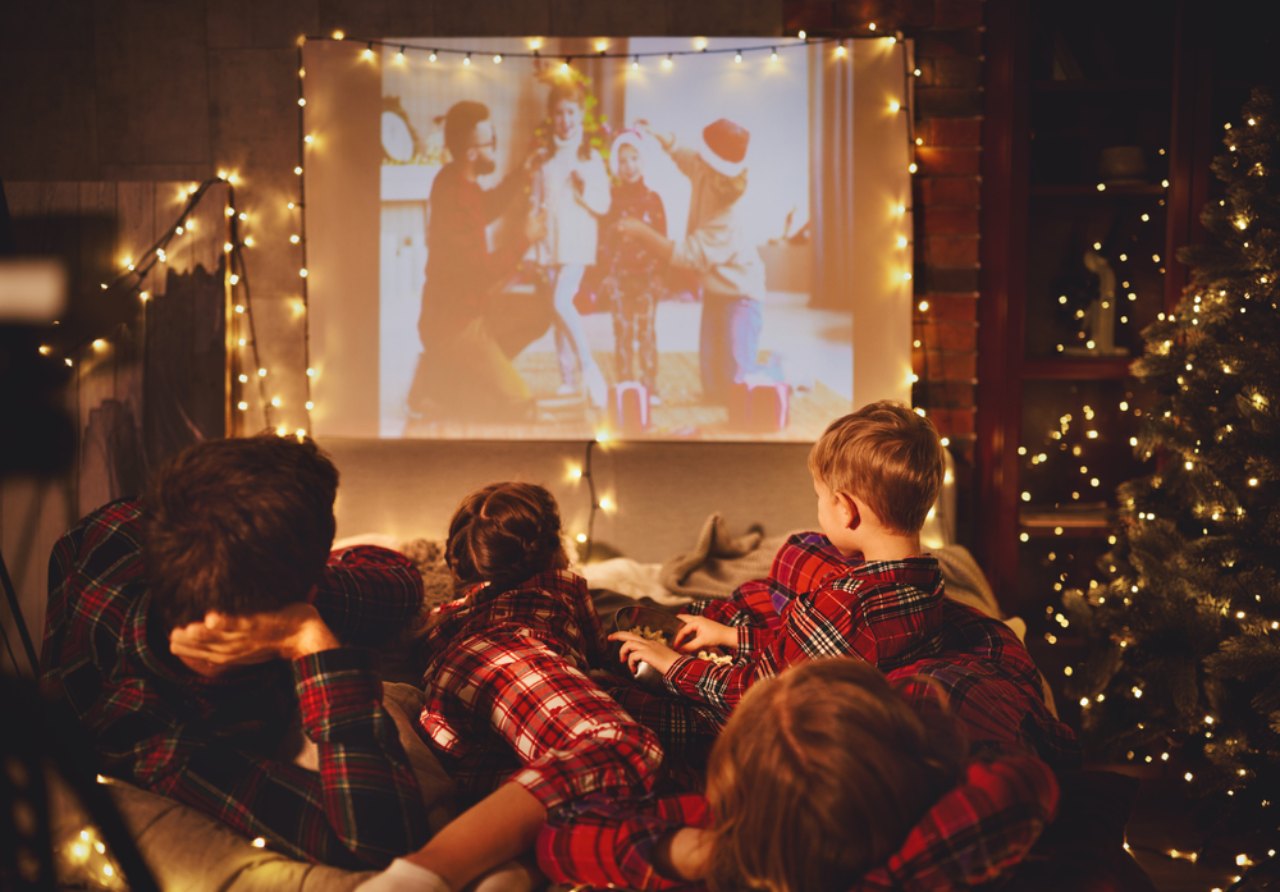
[304, 36, 912, 441]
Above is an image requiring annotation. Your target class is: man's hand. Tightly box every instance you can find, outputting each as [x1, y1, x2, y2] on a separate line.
[672, 616, 736, 653]
[169, 602, 340, 676]
[631, 119, 673, 153]
[609, 630, 680, 677]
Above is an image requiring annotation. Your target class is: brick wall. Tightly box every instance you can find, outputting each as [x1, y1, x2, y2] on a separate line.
[784, 0, 985, 537]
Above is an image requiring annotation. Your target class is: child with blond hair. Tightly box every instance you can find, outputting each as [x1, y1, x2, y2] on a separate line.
[611, 400, 1075, 768]
[538, 657, 1060, 890]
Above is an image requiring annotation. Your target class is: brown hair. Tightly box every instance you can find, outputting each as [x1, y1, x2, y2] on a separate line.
[446, 482, 567, 589]
[807, 401, 945, 535]
[442, 99, 491, 160]
[145, 434, 339, 631]
[545, 79, 593, 162]
[703, 659, 967, 892]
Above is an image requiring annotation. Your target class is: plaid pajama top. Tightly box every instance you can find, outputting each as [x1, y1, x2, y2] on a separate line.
[684, 532, 1077, 766]
[536, 745, 1060, 891]
[669, 535, 949, 717]
[40, 498, 430, 869]
[417, 570, 662, 811]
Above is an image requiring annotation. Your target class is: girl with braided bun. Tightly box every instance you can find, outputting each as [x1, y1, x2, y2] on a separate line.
[358, 482, 661, 892]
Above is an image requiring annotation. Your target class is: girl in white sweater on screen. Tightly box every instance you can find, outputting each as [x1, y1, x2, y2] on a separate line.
[532, 79, 611, 409]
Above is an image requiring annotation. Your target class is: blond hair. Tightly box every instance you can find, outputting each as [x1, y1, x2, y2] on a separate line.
[807, 401, 945, 535]
[703, 659, 966, 892]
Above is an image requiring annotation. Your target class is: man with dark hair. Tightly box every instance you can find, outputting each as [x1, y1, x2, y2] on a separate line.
[406, 100, 545, 424]
[40, 435, 431, 869]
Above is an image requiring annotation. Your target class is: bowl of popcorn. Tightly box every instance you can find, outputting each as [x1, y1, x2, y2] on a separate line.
[612, 605, 685, 688]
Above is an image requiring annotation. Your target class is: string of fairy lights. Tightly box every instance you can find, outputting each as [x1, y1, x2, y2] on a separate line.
[34, 178, 280, 437]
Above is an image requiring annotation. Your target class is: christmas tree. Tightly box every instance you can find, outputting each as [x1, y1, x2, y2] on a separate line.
[1065, 88, 1280, 861]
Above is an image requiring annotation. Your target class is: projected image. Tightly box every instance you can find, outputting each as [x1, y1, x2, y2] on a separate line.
[375, 37, 870, 441]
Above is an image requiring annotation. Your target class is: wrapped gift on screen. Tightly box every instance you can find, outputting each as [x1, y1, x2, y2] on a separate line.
[611, 381, 651, 434]
[729, 380, 790, 433]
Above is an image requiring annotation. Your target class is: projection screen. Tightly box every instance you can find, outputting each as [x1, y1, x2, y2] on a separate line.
[304, 36, 913, 441]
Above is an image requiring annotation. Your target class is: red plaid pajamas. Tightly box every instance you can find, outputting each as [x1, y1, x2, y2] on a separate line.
[417, 570, 662, 811]
[40, 498, 430, 869]
[536, 747, 1060, 891]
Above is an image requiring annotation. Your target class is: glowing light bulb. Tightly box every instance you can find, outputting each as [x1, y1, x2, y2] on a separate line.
[734, 50, 743, 64]
[493, 53, 503, 64]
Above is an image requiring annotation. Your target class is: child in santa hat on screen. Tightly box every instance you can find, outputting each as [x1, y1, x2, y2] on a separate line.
[620, 117, 776, 405]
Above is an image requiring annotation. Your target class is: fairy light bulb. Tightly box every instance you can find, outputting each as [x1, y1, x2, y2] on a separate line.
[734, 50, 743, 64]
[493, 53, 503, 64]
[662, 53, 673, 70]
[834, 41, 847, 58]
[429, 50, 438, 62]
[770, 47, 778, 62]
[463, 53, 472, 66]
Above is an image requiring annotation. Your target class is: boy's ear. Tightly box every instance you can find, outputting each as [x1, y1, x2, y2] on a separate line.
[836, 491, 860, 530]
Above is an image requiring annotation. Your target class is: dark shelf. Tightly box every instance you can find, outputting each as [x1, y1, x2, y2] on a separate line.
[1030, 183, 1167, 198]
[1020, 506, 1113, 536]
[1023, 357, 1135, 379]
[1032, 79, 1170, 94]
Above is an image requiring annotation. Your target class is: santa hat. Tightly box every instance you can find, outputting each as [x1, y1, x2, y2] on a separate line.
[609, 129, 646, 177]
[700, 118, 750, 178]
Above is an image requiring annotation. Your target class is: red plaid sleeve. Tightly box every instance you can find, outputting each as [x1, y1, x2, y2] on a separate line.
[690, 533, 854, 657]
[311, 545, 424, 647]
[150, 649, 430, 868]
[423, 633, 662, 811]
[537, 793, 710, 890]
[665, 558, 945, 714]
[856, 750, 1059, 890]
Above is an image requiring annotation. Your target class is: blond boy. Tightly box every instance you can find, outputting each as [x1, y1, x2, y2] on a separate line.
[613, 401, 944, 717]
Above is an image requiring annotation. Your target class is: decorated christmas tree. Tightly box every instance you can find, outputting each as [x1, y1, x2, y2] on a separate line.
[1065, 88, 1280, 861]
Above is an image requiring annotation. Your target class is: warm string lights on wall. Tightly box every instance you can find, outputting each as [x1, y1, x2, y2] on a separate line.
[33, 178, 274, 433]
